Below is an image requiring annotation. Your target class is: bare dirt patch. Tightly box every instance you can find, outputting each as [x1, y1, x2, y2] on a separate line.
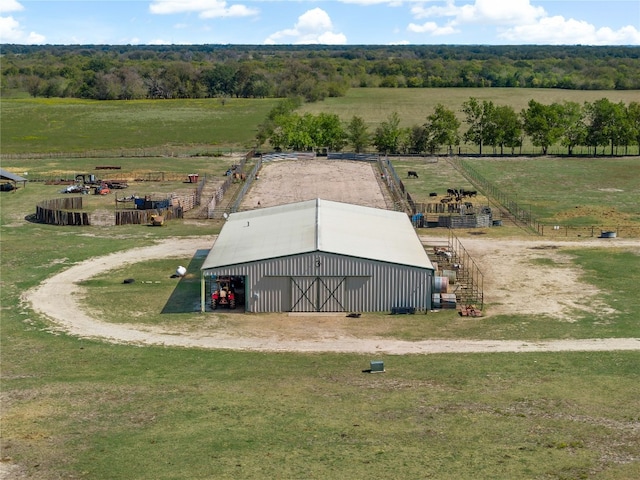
[240, 159, 392, 210]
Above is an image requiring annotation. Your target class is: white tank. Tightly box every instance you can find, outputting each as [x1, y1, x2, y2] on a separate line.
[176, 266, 187, 277]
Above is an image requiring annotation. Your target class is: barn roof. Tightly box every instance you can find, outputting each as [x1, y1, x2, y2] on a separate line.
[202, 198, 434, 271]
[0, 169, 28, 183]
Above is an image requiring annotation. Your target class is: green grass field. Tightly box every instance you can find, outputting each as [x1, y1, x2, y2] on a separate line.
[0, 97, 278, 154]
[300, 87, 640, 129]
[459, 157, 640, 226]
[2, 92, 639, 479]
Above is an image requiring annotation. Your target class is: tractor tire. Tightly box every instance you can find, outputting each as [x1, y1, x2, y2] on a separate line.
[230, 298, 236, 309]
[211, 298, 218, 310]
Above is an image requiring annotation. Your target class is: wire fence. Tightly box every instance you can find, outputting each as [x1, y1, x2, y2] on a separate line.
[0, 147, 239, 161]
[451, 157, 640, 237]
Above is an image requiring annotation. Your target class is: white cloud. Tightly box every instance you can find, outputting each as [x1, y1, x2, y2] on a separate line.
[408, 21, 458, 36]
[265, 8, 347, 45]
[0, 0, 23, 13]
[0, 1, 45, 44]
[499, 16, 640, 45]
[457, 0, 546, 25]
[149, 0, 257, 18]
[407, 0, 640, 45]
[411, 0, 545, 25]
[339, 0, 404, 5]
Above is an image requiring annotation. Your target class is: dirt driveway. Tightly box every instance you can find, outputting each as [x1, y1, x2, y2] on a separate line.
[23, 235, 640, 354]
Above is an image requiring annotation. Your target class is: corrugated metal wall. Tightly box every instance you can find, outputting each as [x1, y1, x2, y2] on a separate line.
[206, 251, 433, 313]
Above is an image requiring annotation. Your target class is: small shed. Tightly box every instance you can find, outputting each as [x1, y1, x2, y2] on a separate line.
[0, 169, 28, 191]
[200, 198, 435, 313]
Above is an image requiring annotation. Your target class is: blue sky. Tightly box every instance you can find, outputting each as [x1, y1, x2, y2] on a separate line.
[1, 0, 639, 45]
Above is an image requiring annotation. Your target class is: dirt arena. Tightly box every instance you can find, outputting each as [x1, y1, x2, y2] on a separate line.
[240, 159, 393, 210]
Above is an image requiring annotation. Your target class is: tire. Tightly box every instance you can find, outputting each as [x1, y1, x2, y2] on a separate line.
[230, 298, 236, 309]
[211, 298, 218, 310]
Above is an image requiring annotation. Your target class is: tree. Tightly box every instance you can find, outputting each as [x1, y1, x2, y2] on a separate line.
[584, 99, 630, 155]
[288, 114, 315, 151]
[24, 75, 42, 97]
[202, 64, 237, 97]
[310, 113, 346, 152]
[521, 100, 562, 155]
[425, 103, 460, 154]
[255, 98, 303, 148]
[493, 105, 522, 155]
[372, 112, 402, 154]
[346, 116, 369, 153]
[627, 102, 640, 152]
[558, 101, 586, 155]
[461, 97, 493, 155]
[408, 125, 428, 154]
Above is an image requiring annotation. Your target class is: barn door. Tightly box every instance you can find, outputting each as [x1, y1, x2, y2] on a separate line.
[290, 276, 346, 312]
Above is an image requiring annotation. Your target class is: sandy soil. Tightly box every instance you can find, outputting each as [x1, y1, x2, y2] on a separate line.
[19, 158, 640, 354]
[240, 159, 393, 210]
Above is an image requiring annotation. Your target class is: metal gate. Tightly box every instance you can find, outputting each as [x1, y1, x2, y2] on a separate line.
[290, 276, 346, 312]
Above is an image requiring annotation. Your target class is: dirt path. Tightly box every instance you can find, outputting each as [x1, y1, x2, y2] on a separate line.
[22, 236, 640, 354]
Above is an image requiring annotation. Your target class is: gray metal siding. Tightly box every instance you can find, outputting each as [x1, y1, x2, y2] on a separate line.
[206, 251, 433, 313]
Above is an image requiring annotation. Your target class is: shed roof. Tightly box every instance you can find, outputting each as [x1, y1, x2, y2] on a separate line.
[202, 198, 433, 271]
[0, 169, 28, 183]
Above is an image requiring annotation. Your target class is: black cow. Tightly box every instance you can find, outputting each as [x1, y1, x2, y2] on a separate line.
[429, 192, 437, 197]
[407, 171, 419, 178]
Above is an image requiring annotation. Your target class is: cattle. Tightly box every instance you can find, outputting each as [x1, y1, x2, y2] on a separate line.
[429, 192, 437, 197]
[440, 197, 452, 204]
[447, 188, 456, 196]
[407, 171, 419, 178]
[233, 172, 247, 182]
[434, 247, 453, 260]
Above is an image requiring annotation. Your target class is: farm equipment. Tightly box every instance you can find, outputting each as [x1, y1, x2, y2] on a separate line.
[76, 174, 100, 185]
[94, 183, 111, 195]
[211, 276, 242, 310]
[150, 214, 164, 226]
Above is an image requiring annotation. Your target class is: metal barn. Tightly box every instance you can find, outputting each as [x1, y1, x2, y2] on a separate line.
[200, 199, 435, 313]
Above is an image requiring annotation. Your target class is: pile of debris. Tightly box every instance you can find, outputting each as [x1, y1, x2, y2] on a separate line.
[459, 304, 482, 317]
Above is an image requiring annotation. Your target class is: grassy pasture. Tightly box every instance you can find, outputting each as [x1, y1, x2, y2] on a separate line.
[300, 87, 640, 129]
[2, 88, 640, 156]
[0, 97, 278, 154]
[2, 94, 640, 478]
[300, 88, 640, 154]
[459, 157, 640, 227]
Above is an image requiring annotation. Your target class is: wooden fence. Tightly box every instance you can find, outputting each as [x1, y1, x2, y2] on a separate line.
[36, 198, 90, 226]
[115, 205, 183, 225]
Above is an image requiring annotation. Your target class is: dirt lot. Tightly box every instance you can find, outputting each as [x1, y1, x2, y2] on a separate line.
[22, 159, 640, 354]
[240, 158, 393, 210]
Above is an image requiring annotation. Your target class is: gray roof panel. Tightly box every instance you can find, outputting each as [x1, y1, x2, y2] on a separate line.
[202, 199, 433, 271]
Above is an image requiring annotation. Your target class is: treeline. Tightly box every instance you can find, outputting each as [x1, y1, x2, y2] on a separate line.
[1, 44, 639, 102]
[257, 97, 640, 156]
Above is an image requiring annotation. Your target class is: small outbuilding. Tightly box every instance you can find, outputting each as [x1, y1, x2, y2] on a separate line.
[0, 169, 28, 192]
[200, 198, 435, 313]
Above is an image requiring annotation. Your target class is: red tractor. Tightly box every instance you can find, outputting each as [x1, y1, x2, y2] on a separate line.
[211, 276, 236, 310]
